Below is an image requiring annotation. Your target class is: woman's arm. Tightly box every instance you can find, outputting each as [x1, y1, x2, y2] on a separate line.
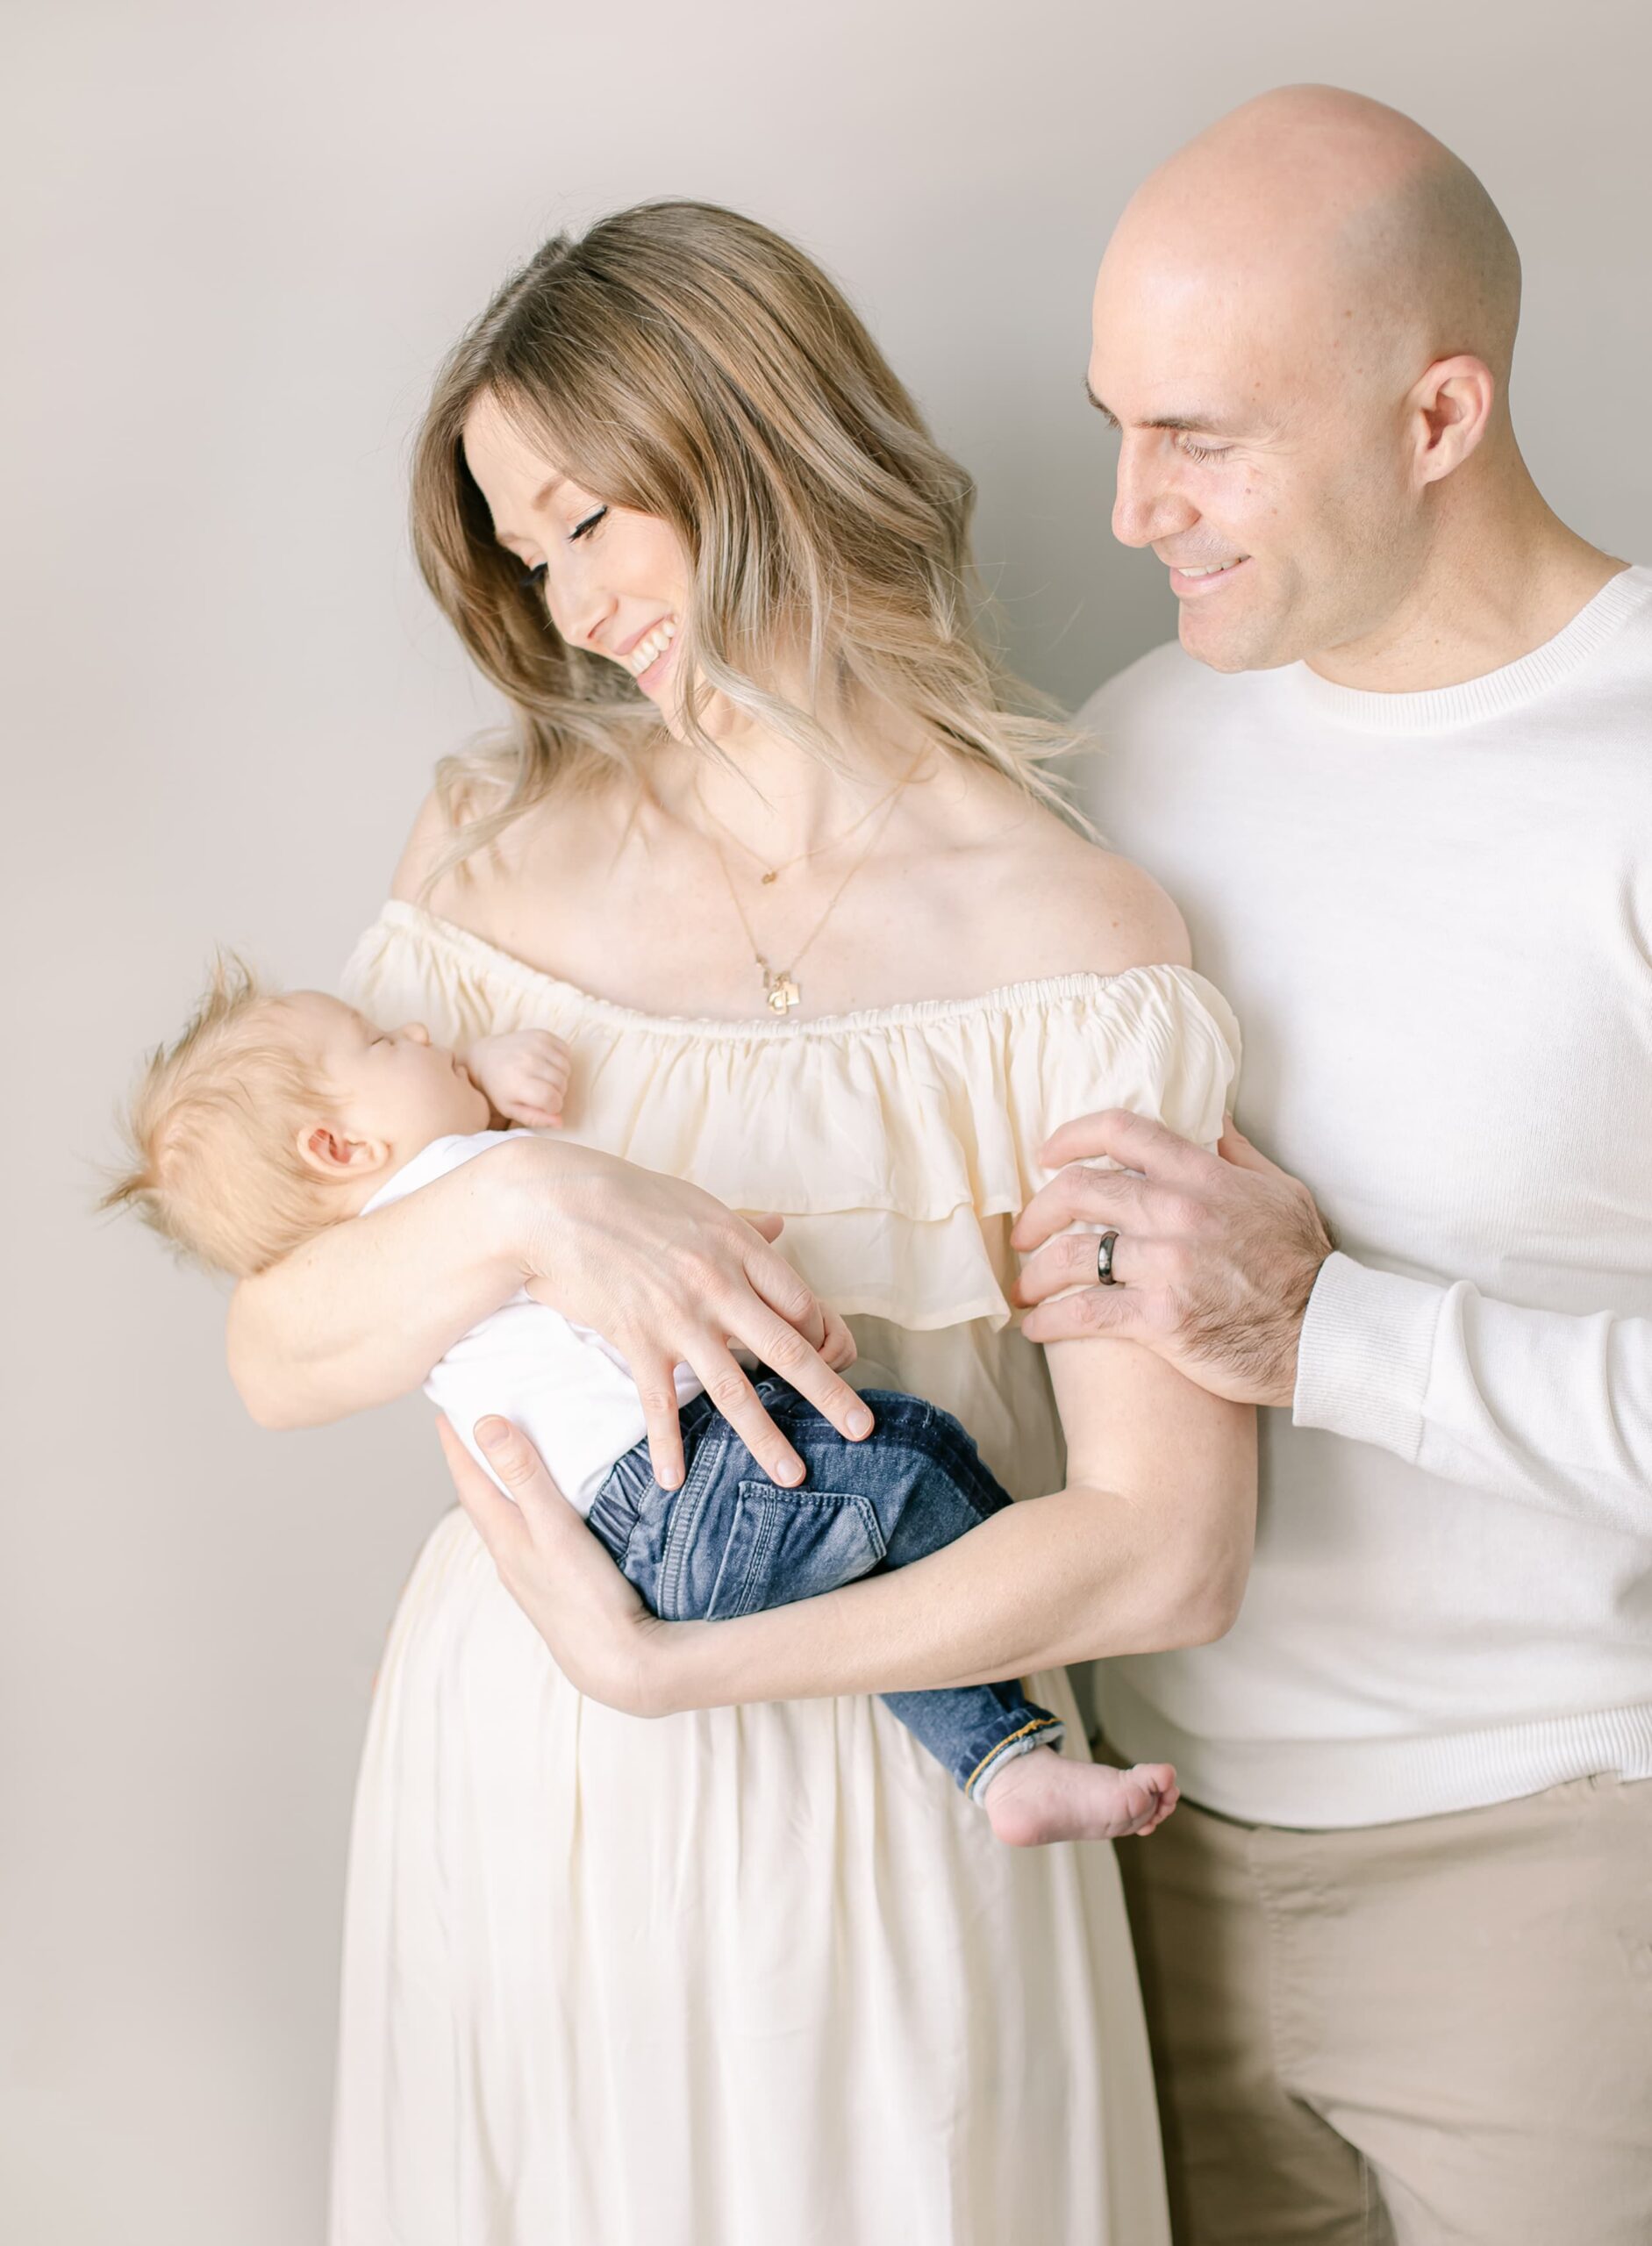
[226, 1133, 541, 1429]
[227, 1132, 869, 1490]
[674, 1333, 1255, 1699]
[440, 1333, 1256, 1715]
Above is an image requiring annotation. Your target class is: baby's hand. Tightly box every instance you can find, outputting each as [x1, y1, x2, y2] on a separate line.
[464, 1030, 573, 1129]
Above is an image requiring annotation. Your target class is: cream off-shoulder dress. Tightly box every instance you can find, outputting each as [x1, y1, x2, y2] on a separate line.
[328, 899, 1241, 2246]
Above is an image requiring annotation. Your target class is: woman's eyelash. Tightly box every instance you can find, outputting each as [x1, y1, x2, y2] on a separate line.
[517, 506, 606, 588]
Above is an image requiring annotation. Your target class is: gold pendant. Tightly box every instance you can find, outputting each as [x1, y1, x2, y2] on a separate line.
[761, 869, 778, 884]
[765, 970, 800, 1014]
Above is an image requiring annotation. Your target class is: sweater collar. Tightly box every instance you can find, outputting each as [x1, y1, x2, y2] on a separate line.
[1284, 563, 1650, 735]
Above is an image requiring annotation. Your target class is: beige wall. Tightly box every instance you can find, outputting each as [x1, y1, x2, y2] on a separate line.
[6, 1, 1648, 2235]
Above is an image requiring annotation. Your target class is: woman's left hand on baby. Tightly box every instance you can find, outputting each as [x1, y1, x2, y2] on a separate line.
[465, 1030, 574, 1129]
[436, 1413, 677, 1715]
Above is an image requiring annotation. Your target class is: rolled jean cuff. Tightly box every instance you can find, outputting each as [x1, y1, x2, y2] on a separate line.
[964, 1713, 1066, 1803]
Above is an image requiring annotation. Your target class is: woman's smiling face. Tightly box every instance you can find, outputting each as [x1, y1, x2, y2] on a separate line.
[462, 390, 689, 712]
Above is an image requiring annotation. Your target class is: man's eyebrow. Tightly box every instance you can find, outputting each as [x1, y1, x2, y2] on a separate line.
[1083, 380, 1242, 437]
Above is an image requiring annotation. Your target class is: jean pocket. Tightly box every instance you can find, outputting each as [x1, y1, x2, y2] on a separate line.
[666, 1479, 887, 1621]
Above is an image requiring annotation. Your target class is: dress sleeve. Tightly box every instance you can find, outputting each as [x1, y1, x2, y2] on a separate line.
[749, 965, 1242, 1335]
[990, 965, 1242, 1199]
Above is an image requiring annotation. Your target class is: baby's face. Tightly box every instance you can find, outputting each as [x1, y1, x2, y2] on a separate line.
[284, 992, 490, 1161]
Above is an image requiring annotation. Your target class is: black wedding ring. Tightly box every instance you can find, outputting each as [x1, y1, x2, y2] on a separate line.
[1096, 1229, 1120, 1287]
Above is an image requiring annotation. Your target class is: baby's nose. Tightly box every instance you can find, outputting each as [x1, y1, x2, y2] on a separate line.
[404, 1021, 431, 1045]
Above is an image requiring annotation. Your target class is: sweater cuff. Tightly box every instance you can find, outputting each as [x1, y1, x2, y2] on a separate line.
[1291, 1252, 1445, 1461]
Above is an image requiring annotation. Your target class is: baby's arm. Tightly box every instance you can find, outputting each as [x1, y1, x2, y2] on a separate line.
[462, 1029, 573, 1130]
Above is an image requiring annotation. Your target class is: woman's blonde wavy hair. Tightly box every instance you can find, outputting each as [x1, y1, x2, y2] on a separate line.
[410, 199, 1083, 880]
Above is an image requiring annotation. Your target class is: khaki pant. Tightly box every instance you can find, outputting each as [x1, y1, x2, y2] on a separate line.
[1114, 1770, 1652, 2246]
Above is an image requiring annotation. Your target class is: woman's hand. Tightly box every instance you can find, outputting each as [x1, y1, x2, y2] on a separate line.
[437, 1415, 686, 1716]
[490, 1134, 869, 1490]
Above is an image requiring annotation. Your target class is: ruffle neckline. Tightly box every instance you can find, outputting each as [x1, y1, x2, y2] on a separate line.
[340, 900, 1242, 1334]
[361, 899, 1218, 1042]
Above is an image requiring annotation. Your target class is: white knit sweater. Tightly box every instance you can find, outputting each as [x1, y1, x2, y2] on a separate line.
[1081, 565, 1652, 1827]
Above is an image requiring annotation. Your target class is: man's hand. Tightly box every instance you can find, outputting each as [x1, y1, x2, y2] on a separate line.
[1010, 1110, 1334, 1407]
[464, 1029, 574, 1128]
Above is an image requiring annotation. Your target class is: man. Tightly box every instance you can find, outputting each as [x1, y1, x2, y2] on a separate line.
[1012, 83, 1652, 2246]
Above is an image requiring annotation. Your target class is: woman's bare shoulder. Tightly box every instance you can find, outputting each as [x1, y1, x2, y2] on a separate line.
[958, 790, 1191, 982]
[1037, 830, 1191, 976]
[389, 774, 521, 919]
[389, 787, 454, 905]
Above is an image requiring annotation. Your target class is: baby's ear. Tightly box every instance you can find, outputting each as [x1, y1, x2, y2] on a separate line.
[294, 1120, 385, 1179]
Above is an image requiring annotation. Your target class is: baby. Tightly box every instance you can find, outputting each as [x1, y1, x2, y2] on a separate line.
[105, 956, 1178, 1849]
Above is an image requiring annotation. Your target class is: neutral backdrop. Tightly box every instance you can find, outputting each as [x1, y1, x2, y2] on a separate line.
[5, 3, 1648, 2237]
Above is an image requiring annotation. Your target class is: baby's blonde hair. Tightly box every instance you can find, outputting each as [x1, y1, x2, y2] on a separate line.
[100, 955, 340, 1279]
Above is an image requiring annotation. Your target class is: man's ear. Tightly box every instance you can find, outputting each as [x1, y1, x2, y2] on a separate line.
[294, 1120, 390, 1181]
[1408, 353, 1498, 488]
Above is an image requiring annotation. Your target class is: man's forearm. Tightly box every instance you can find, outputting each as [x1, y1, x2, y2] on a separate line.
[1295, 1252, 1652, 1534]
[659, 1477, 1248, 1713]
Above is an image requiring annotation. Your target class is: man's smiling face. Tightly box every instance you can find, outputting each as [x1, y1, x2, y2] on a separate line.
[1088, 212, 1427, 676]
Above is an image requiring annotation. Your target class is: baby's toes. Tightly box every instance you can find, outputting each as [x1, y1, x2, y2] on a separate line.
[1130, 1766, 1180, 1835]
[1115, 1763, 1168, 1826]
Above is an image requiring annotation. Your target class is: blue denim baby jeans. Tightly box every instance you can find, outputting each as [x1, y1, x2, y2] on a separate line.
[585, 1377, 1064, 1802]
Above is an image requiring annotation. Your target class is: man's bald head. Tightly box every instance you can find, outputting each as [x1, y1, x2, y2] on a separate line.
[1091, 88, 1526, 673]
[1115, 86, 1520, 388]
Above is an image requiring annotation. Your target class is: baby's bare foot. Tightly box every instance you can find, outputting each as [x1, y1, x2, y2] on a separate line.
[982, 1746, 1179, 1848]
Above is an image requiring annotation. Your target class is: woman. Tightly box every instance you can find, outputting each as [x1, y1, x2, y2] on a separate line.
[228, 201, 1255, 2244]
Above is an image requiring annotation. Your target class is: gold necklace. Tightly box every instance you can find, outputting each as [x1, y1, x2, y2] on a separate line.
[690, 763, 913, 885]
[709, 769, 916, 1014]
